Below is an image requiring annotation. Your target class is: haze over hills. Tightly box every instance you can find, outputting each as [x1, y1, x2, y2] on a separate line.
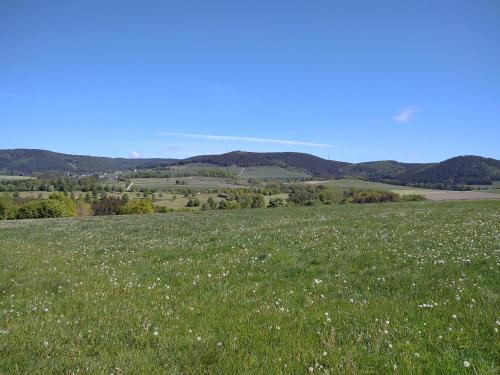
[1, 149, 499, 185]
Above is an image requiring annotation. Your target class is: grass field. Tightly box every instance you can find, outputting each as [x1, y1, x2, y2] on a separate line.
[0, 200, 498, 374]
[169, 163, 311, 179]
[0, 175, 34, 181]
[305, 179, 500, 201]
[130, 176, 241, 191]
[304, 178, 422, 192]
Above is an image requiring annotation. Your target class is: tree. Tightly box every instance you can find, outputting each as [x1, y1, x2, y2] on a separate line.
[251, 194, 265, 208]
[119, 199, 155, 215]
[0, 195, 17, 220]
[207, 196, 217, 210]
[84, 192, 92, 203]
[267, 197, 285, 208]
[186, 198, 200, 207]
[217, 200, 239, 210]
[92, 196, 125, 215]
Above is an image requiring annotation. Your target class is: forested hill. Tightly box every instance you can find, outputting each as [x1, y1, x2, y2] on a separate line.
[396, 156, 500, 185]
[183, 151, 500, 185]
[0, 149, 178, 174]
[1, 149, 499, 185]
[183, 151, 351, 177]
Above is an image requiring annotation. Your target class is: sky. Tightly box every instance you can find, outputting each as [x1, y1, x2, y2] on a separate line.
[1, 0, 499, 163]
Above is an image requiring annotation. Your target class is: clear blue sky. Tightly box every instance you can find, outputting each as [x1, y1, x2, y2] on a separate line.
[1, 1, 499, 162]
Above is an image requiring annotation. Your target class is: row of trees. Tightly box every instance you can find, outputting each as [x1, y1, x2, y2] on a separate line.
[0, 193, 169, 220]
[0, 176, 111, 193]
[0, 193, 77, 220]
[121, 168, 237, 179]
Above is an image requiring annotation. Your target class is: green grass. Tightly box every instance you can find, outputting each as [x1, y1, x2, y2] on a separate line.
[229, 166, 311, 179]
[0, 175, 34, 181]
[169, 163, 311, 179]
[305, 178, 422, 192]
[0, 201, 499, 374]
[130, 176, 241, 190]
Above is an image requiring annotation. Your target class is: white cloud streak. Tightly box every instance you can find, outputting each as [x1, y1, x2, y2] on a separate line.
[393, 106, 419, 123]
[130, 151, 140, 158]
[161, 132, 333, 148]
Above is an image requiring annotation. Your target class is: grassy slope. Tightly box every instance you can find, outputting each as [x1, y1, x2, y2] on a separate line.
[130, 177, 241, 190]
[0, 201, 499, 374]
[304, 178, 421, 192]
[170, 163, 311, 179]
[0, 175, 34, 181]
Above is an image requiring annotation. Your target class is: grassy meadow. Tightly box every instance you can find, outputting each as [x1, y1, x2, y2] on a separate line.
[0, 175, 34, 181]
[168, 164, 312, 179]
[305, 178, 423, 192]
[0, 200, 499, 374]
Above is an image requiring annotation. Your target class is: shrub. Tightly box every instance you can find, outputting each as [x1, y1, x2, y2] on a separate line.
[186, 198, 200, 207]
[400, 194, 426, 201]
[47, 192, 77, 216]
[92, 196, 125, 215]
[76, 201, 93, 217]
[268, 197, 286, 208]
[0, 195, 18, 220]
[251, 194, 266, 208]
[344, 190, 400, 204]
[287, 185, 342, 206]
[207, 197, 217, 210]
[16, 200, 67, 219]
[217, 200, 239, 210]
[119, 199, 155, 215]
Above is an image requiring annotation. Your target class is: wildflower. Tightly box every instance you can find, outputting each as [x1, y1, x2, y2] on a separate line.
[463, 361, 470, 368]
[153, 331, 158, 336]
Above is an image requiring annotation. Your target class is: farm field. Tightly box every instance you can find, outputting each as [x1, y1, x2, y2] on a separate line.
[304, 178, 421, 191]
[0, 201, 499, 373]
[305, 179, 500, 201]
[228, 166, 311, 179]
[130, 176, 241, 190]
[169, 163, 311, 179]
[0, 175, 34, 181]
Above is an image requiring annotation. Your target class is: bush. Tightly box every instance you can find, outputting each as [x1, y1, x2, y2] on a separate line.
[76, 201, 93, 217]
[251, 195, 266, 208]
[119, 199, 155, 215]
[400, 194, 426, 201]
[17, 200, 67, 219]
[186, 198, 200, 207]
[287, 185, 342, 206]
[92, 196, 125, 215]
[344, 190, 400, 204]
[268, 197, 286, 208]
[217, 200, 239, 210]
[207, 197, 217, 210]
[0, 195, 18, 220]
[47, 192, 77, 216]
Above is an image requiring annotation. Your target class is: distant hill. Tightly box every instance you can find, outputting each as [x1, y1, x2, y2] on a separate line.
[0, 149, 178, 174]
[183, 151, 350, 177]
[184, 151, 500, 185]
[1, 149, 499, 185]
[396, 156, 500, 185]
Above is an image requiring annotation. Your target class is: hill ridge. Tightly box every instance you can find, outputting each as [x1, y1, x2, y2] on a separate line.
[1, 149, 499, 185]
